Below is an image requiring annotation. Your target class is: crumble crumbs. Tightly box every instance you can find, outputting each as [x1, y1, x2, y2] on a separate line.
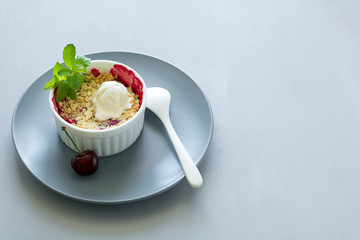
[57, 72, 140, 130]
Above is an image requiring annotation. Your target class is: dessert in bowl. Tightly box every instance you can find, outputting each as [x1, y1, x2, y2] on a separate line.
[49, 59, 147, 157]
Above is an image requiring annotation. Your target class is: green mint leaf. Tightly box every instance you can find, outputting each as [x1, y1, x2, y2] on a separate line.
[53, 62, 63, 76]
[56, 80, 70, 102]
[68, 89, 77, 100]
[74, 56, 91, 68]
[68, 72, 84, 90]
[44, 76, 59, 89]
[58, 68, 72, 77]
[72, 65, 85, 73]
[78, 73, 85, 85]
[73, 56, 91, 73]
[63, 44, 76, 69]
[45, 44, 90, 101]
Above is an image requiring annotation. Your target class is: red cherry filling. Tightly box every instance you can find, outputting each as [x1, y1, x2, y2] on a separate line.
[110, 64, 143, 106]
[91, 68, 101, 77]
[71, 150, 99, 176]
[107, 119, 120, 126]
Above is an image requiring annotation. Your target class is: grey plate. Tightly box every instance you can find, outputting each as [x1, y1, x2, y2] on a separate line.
[12, 51, 213, 204]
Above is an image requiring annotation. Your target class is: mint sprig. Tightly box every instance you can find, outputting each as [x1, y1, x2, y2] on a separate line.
[44, 44, 91, 102]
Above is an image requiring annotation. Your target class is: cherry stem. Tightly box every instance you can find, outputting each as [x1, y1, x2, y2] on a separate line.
[62, 126, 82, 155]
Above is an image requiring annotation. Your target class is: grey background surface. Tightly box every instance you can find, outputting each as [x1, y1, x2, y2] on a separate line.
[2, 0, 360, 239]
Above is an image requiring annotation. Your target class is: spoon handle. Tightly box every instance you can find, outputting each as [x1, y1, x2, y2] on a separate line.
[161, 116, 203, 188]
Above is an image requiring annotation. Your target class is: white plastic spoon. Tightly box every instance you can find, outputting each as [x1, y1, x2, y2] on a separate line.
[147, 87, 203, 188]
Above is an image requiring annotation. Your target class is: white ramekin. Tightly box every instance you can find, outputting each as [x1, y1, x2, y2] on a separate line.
[49, 60, 147, 157]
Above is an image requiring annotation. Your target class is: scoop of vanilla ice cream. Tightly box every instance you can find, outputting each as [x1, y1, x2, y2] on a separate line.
[93, 81, 133, 121]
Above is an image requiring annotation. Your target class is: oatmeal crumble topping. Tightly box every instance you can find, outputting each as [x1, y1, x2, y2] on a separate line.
[57, 72, 140, 130]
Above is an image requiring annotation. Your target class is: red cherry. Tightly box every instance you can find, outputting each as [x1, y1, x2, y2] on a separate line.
[71, 150, 99, 176]
[62, 127, 100, 176]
